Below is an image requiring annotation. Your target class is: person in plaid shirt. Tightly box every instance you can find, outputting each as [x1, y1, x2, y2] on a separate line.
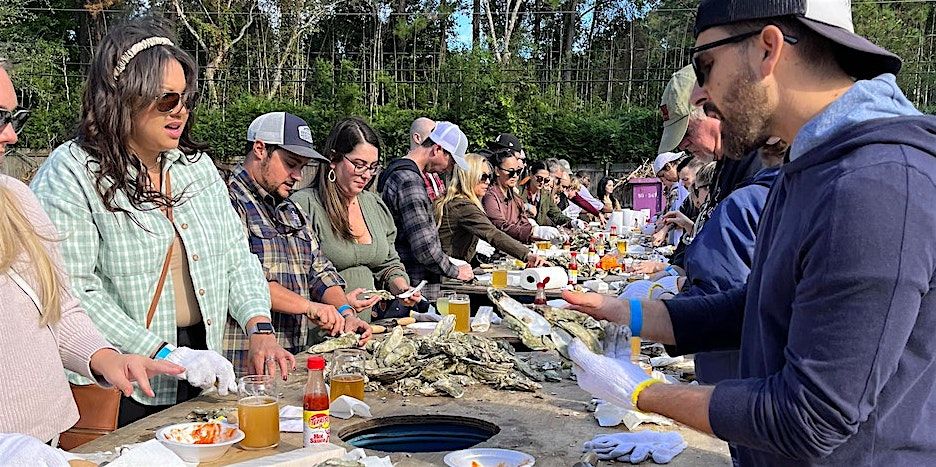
[225, 112, 376, 376]
[376, 121, 474, 300]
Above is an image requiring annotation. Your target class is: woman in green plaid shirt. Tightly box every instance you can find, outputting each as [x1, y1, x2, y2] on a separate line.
[29, 19, 294, 426]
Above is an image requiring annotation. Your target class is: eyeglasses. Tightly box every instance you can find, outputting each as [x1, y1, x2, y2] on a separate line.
[480, 172, 493, 184]
[498, 167, 522, 179]
[0, 108, 29, 135]
[343, 155, 380, 175]
[154, 91, 199, 113]
[692, 184, 710, 197]
[689, 28, 798, 86]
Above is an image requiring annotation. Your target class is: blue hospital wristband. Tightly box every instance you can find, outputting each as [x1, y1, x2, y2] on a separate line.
[629, 299, 643, 337]
[337, 304, 355, 317]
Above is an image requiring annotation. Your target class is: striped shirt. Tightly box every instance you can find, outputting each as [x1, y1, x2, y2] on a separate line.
[224, 165, 345, 365]
[30, 142, 271, 405]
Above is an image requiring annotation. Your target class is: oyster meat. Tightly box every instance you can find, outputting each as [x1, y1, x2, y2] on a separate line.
[307, 333, 360, 354]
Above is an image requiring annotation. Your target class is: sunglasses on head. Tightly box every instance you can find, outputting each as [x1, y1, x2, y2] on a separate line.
[154, 91, 199, 113]
[480, 172, 493, 184]
[498, 167, 522, 179]
[689, 28, 798, 87]
[0, 108, 29, 135]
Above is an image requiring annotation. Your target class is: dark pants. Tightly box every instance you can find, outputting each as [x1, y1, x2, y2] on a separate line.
[117, 323, 207, 428]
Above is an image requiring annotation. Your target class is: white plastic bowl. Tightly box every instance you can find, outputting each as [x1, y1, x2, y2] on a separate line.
[444, 448, 535, 467]
[156, 422, 245, 463]
[408, 322, 438, 336]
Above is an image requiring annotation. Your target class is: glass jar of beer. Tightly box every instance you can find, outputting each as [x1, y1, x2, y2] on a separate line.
[449, 294, 471, 333]
[237, 374, 280, 450]
[329, 349, 366, 402]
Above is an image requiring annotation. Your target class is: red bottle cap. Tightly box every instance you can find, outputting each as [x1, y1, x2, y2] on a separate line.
[307, 355, 326, 370]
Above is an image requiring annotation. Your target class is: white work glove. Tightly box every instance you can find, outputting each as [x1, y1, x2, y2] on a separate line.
[165, 346, 238, 395]
[572, 219, 587, 230]
[0, 433, 70, 466]
[583, 431, 687, 464]
[568, 338, 651, 410]
[475, 239, 497, 258]
[528, 218, 539, 228]
[602, 322, 633, 359]
[532, 225, 561, 241]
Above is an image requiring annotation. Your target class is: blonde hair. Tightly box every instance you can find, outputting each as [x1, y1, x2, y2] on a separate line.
[435, 154, 491, 226]
[0, 187, 62, 325]
[695, 162, 717, 188]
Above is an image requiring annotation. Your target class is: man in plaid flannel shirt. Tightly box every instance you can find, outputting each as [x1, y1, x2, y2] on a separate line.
[377, 121, 474, 300]
[224, 112, 377, 376]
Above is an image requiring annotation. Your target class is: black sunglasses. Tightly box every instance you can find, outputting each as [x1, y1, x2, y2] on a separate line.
[480, 172, 493, 184]
[689, 29, 798, 86]
[154, 91, 199, 113]
[498, 167, 522, 179]
[0, 108, 29, 135]
[533, 175, 550, 184]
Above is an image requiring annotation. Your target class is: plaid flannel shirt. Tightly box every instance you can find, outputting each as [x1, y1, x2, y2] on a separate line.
[379, 159, 459, 299]
[30, 142, 271, 405]
[224, 165, 345, 366]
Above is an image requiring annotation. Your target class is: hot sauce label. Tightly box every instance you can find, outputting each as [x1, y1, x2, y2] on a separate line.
[303, 409, 330, 446]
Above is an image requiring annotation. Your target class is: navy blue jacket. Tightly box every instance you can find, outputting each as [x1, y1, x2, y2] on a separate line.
[665, 115, 936, 464]
[672, 166, 778, 384]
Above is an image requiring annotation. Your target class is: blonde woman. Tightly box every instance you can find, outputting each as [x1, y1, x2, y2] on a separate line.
[437, 154, 545, 267]
[0, 64, 182, 445]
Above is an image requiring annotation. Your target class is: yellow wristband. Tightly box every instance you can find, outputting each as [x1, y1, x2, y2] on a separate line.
[631, 378, 663, 409]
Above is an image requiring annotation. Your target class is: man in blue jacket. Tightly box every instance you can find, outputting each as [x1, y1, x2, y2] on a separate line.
[564, 0, 936, 464]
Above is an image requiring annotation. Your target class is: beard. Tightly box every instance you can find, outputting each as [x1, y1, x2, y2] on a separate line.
[706, 66, 772, 159]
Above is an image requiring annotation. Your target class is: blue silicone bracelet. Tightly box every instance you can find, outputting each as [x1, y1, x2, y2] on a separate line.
[337, 304, 355, 317]
[629, 299, 643, 337]
[154, 343, 175, 360]
[665, 265, 678, 276]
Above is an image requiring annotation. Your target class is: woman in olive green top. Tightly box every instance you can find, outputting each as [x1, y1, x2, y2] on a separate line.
[291, 118, 421, 320]
[436, 154, 546, 267]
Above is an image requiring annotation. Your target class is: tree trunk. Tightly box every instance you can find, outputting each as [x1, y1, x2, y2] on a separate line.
[560, 0, 580, 84]
[472, 0, 480, 50]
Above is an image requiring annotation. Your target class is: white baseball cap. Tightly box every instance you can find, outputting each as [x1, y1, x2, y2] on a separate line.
[428, 121, 469, 170]
[653, 152, 684, 175]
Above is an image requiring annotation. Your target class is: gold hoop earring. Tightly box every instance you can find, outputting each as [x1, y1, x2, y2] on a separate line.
[327, 169, 336, 183]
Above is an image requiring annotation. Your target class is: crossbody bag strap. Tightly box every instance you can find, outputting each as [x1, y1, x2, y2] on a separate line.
[145, 171, 174, 330]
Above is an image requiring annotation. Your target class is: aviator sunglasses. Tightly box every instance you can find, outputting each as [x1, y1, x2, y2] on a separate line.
[154, 91, 199, 113]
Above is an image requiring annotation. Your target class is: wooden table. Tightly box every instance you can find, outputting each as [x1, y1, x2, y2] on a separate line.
[75, 331, 729, 466]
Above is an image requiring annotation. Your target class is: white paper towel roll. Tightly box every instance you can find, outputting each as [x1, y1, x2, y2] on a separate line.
[520, 267, 569, 290]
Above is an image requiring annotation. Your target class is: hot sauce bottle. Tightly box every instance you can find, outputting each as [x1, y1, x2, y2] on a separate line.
[303, 356, 330, 446]
[568, 251, 579, 286]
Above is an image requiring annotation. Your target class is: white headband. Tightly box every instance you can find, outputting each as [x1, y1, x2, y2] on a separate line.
[113, 37, 174, 81]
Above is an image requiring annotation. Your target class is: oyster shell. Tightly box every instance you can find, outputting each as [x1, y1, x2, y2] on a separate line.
[307, 333, 360, 354]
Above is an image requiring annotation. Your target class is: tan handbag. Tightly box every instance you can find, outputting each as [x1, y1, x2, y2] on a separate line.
[60, 173, 176, 450]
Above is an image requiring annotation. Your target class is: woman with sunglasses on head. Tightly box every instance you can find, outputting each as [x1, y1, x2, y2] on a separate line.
[482, 150, 562, 243]
[520, 161, 581, 229]
[437, 154, 546, 267]
[291, 118, 422, 320]
[30, 18, 294, 427]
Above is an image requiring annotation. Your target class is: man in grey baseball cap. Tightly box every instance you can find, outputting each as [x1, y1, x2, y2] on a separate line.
[563, 1, 936, 465]
[224, 112, 376, 375]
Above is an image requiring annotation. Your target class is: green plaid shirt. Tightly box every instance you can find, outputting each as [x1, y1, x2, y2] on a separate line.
[223, 165, 346, 374]
[30, 142, 271, 405]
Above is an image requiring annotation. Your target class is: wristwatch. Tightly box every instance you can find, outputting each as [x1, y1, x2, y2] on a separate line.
[248, 322, 275, 336]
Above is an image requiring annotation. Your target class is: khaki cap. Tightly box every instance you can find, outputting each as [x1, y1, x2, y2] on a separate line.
[657, 65, 696, 154]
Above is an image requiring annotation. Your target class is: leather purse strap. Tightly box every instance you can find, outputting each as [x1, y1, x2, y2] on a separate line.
[145, 172, 173, 330]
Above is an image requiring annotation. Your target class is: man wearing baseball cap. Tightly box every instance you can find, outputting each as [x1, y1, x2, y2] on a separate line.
[564, 0, 936, 464]
[377, 121, 474, 300]
[224, 112, 376, 375]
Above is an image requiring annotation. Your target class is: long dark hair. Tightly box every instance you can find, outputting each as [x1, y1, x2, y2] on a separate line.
[596, 176, 614, 200]
[315, 117, 382, 241]
[75, 17, 206, 215]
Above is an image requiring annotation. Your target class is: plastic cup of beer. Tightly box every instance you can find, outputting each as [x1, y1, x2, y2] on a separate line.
[436, 291, 455, 316]
[450, 294, 471, 333]
[491, 261, 508, 289]
[536, 240, 552, 251]
[616, 238, 628, 255]
[329, 349, 366, 402]
[237, 375, 279, 450]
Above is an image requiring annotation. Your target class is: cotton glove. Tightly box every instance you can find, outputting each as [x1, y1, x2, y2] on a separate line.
[532, 225, 561, 241]
[528, 218, 539, 228]
[572, 219, 587, 230]
[583, 431, 687, 464]
[602, 322, 633, 359]
[568, 338, 650, 410]
[165, 346, 238, 395]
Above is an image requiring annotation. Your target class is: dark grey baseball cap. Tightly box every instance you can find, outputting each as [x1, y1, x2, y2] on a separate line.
[694, 0, 902, 80]
[246, 112, 325, 161]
